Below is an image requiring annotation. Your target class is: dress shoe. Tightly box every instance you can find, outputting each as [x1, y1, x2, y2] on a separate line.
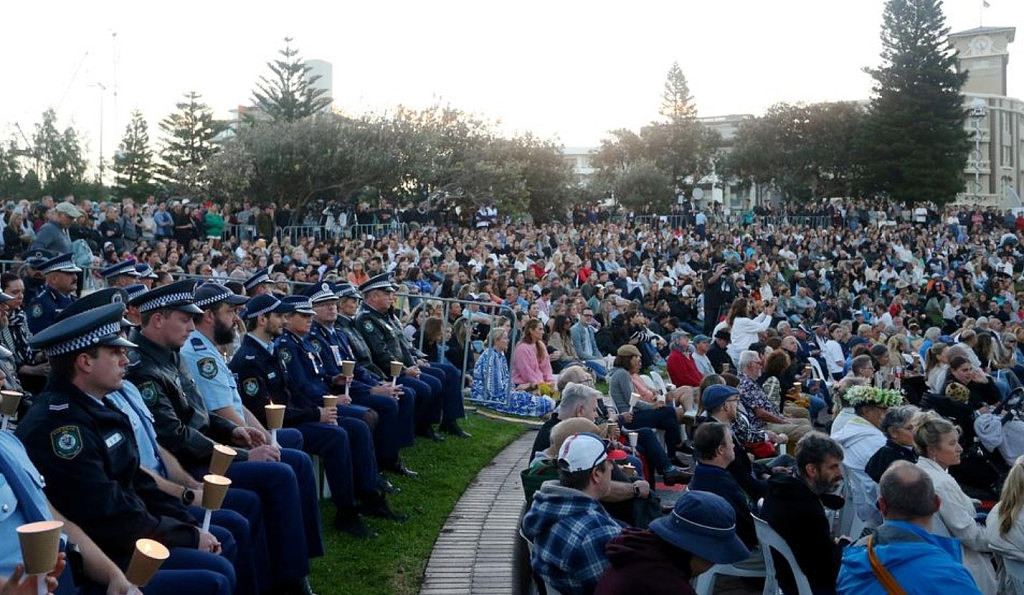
[378, 473, 402, 494]
[334, 509, 377, 539]
[360, 498, 409, 523]
[417, 426, 446, 442]
[661, 465, 693, 486]
[440, 421, 472, 438]
[384, 460, 419, 479]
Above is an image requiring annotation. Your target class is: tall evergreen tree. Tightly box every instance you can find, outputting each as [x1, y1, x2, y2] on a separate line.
[113, 110, 157, 197]
[659, 62, 697, 121]
[158, 91, 225, 194]
[251, 38, 331, 123]
[859, 0, 969, 203]
[33, 108, 87, 197]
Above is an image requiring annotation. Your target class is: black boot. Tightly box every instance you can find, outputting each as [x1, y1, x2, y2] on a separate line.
[383, 459, 419, 479]
[360, 492, 409, 523]
[378, 472, 402, 494]
[334, 507, 377, 538]
[440, 420, 471, 438]
[417, 425, 445, 442]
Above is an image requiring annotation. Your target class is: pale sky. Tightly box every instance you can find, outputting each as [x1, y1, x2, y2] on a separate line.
[2, 0, 1021, 178]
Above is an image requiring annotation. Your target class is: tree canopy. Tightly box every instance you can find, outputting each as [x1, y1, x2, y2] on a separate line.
[250, 38, 331, 123]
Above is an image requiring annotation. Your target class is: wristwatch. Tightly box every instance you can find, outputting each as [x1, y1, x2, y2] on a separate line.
[632, 483, 641, 497]
[181, 487, 196, 505]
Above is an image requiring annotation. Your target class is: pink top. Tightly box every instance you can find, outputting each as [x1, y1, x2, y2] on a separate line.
[511, 341, 554, 385]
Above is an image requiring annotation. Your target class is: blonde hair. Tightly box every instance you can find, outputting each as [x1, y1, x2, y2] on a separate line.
[913, 411, 957, 456]
[997, 456, 1024, 536]
[546, 418, 601, 458]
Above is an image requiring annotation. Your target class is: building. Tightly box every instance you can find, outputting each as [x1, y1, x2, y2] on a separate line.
[949, 26, 1023, 208]
[561, 147, 597, 186]
[304, 59, 334, 112]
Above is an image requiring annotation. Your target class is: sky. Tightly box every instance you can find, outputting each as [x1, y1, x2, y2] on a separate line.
[2, 0, 1021, 179]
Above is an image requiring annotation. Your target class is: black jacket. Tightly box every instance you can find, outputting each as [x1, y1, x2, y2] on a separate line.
[16, 376, 199, 564]
[865, 439, 918, 484]
[760, 473, 843, 594]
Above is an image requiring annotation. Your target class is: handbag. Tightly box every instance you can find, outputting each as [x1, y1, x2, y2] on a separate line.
[745, 440, 777, 459]
[867, 534, 907, 595]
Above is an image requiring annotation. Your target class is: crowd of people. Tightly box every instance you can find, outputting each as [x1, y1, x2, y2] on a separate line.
[3, 192, 1024, 594]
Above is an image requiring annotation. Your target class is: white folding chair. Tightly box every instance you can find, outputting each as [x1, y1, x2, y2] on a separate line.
[999, 555, 1024, 595]
[518, 527, 563, 595]
[808, 358, 826, 382]
[835, 467, 867, 540]
[693, 553, 768, 595]
[753, 516, 814, 595]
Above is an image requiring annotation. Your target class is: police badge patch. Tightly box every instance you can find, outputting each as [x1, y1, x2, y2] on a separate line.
[281, 349, 292, 363]
[138, 381, 159, 405]
[242, 378, 259, 396]
[31, 304, 43, 318]
[363, 321, 374, 333]
[311, 340, 321, 353]
[197, 357, 218, 379]
[51, 425, 83, 460]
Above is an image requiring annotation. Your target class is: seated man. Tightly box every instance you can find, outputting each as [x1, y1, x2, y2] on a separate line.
[760, 432, 847, 595]
[737, 350, 812, 444]
[596, 491, 750, 594]
[688, 421, 757, 549]
[521, 432, 624, 595]
[837, 461, 981, 594]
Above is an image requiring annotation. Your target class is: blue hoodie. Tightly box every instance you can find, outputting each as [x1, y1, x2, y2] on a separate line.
[837, 521, 981, 594]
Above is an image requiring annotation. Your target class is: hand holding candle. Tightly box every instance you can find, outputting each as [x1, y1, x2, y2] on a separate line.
[200, 475, 232, 532]
[17, 520, 63, 595]
[264, 403, 285, 446]
[390, 360, 403, 387]
[0, 390, 22, 431]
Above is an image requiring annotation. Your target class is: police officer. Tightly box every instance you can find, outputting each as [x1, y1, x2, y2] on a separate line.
[335, 282, 442, 443]
[356, 273, 470, 438]
[230, 294, 406, 537]
[305, 283, 417, 477]
[26, 253, 80, 334]
[56, 287, 268, 595]
[243, 267, 275, 297]
[98, 260, 141, 288]
[134, 263, 158, 289]
[125, 281, 319, 595]
[13, 303, 234, 594]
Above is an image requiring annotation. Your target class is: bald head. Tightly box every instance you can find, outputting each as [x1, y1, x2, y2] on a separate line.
[878, 461, 940, 521]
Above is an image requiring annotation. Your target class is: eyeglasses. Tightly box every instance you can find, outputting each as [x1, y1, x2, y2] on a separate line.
[725, 397, 741, 404]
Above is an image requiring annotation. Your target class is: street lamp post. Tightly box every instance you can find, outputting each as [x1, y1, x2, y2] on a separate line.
[969, 98, 987, 202]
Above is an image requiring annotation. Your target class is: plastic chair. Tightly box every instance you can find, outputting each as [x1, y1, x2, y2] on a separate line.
[753, 516, 814, 595]
[808, 358, 826, 382]
[693, 553, 767, 595]
[518, 526, 563, 595]
[999, 555, 1024, 595]
[836, 465, 868, 539]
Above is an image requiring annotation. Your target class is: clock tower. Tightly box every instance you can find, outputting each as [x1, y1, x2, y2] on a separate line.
[949, 27, 1015, 96]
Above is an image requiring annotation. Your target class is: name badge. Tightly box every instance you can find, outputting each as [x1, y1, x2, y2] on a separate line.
[330, 346, 342, 367]
[267, 372, 277, 380]
[105, 432, 124, 449]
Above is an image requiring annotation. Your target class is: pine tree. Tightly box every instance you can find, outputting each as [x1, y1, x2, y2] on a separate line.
[251, 38, 331, 123]
[33, 108, 87, 197]
[659, 62, 697, 121]
[858, 0, 969, 203]
[158, 91, 226, 193]
[113, 110, 157, 197]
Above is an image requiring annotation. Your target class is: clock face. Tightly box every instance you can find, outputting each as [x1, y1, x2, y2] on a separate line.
[972, 36, 992, 54]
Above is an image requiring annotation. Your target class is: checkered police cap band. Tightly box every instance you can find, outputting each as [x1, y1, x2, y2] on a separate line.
[244, 272, 270, 290]
[242, 299, 280, 320]
[137, 292, 194, 313]
[125, 285, 148, 301]
[309, 287, 336, 303]
[44, 321, 121, 357]
[102, 262, 137, 278]
[195, 292, 230, 308]
[42, 260, 79, 274]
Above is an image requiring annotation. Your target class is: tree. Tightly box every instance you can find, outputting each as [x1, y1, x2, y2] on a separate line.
[32, 109, 87, 197]
[112, 110, 158, 197]
[251, 38, 331, 123]
[660, 62, 697, 121]
[612, 159, 673, 213]
[158, 92, 226, 195]
[858, 0, 969, 203]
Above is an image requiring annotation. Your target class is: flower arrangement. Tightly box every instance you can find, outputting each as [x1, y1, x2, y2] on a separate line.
[844, 385, 905, 408]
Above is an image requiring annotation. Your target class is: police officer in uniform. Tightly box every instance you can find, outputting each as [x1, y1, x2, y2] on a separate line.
[134, 263, 158, 289]
[356, 273, 470, 438]
[305, 283, 417, 477]
[230, 294, 406, 537]
[243, 267, 275, 297]
[26, 253, 80, 334]
[14, 303, 235, 594]
[125, 280, 319, 595]
[98, 260, 141, 288]
[335, 282, 441, 442]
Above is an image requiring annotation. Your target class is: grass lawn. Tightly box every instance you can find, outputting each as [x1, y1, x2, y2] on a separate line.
[309, 414, 527, 595]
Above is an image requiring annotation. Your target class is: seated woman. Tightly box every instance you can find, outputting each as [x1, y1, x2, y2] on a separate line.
[864, 405, 919, 483]
[547, 314, 584, 374]
[471, 327, 556, 418]
[934, 355, 1002, 444]
[761, 348, 825, 422]
[511, 319, 557, 395]
[986, 455, 1024, 594]
[916, 412, 998, 593]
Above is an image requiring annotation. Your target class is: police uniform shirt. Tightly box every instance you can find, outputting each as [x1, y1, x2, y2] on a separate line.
[0, 431, 50, 576]
[309, 321, 377, 390]
[275, 329, 331, 407]
[337, 316, 387, 380]
[27, 286, 75, 334]
[355, 306, 414, 375]
[229, 334, 319, 427]
[181, 330, 245, 423]
[107, 381, 167, 478]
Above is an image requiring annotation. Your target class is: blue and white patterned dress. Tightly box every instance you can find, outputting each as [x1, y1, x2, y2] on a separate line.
[471, 347, 555, 417]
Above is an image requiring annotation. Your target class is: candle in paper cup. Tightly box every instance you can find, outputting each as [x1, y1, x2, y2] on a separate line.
[341, 360, 355, 377]
[390, 361, 404, 377]
[125, 539, 169, 587]
[322, 395, 338, 410]
[0, 390, 21, 416]
[604, 422, 618, 440]
[627, 432, 638, 449]
[620, 463, 637, 478]
[16, 520, 63, 575]
[201, 475, 232, 511]
[264, 404, 285, 430]
[209, 445, 237, 476]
